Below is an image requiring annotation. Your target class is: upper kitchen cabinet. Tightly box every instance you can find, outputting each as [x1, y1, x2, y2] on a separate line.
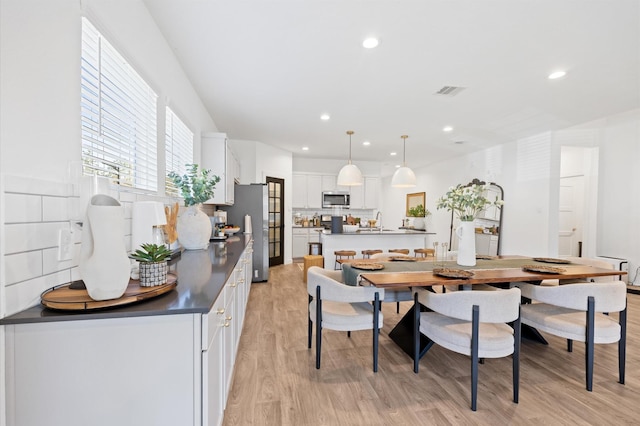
[202, 133, 240, 205]
[349, 177, 379, 209]
[292, 173, 322, 208]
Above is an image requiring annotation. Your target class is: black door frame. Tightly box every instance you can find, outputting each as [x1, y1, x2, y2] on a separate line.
[267, 176, 285, 267]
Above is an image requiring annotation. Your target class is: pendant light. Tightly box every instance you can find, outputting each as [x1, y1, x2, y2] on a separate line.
[337, 130, 364, 186]
[391, 135, 416, 187]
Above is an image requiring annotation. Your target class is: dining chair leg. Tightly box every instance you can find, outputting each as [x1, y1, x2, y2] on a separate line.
[316, 286, 322, 369]
[308, 294, 313, 349]
[471, 305, 480, 411]
[585, 296, 595, 391]
[567, 339, 573, 352]
[373, 292, 380, 373]
[397, 301, 400, 313]
[619, 303, 627, 384]
[513, 310, 521, 403]
[347, 331, 351, 338]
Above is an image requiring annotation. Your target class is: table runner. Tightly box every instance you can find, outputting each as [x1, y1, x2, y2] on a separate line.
[341, 257, 565, 286]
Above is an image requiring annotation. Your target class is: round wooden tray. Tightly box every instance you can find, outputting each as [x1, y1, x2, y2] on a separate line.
[41, 274, 177, 311]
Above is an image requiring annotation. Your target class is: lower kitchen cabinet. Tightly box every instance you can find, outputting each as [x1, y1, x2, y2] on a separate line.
[476, 233, 499, 256]
[4, 244, 253, 426]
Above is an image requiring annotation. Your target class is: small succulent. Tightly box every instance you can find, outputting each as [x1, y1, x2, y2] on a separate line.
[131, 243, 172, 263]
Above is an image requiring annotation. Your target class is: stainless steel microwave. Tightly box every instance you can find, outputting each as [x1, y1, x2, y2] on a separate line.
[322, 192, 350, 208]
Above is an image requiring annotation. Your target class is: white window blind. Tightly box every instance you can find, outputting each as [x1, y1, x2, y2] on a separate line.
[165, 107, 194, 197]
[81, 18, 158, 191]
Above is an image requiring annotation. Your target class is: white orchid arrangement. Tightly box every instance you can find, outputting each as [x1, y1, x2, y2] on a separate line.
[436, 183, 504, 221]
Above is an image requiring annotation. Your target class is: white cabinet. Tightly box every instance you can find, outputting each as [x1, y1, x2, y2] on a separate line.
[347, 177, 379, 209]
[321, 175, 336, 191]
[202, 132, 239, 205]
[293, 228, 310, 258]
[476, 234, 499, 256]
[292, 173, 322, 208]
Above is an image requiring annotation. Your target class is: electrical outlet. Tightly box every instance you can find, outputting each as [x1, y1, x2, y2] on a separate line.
[57, 229, 73, 261]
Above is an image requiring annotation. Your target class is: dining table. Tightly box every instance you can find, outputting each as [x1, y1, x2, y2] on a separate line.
[340, 255, 627, 360]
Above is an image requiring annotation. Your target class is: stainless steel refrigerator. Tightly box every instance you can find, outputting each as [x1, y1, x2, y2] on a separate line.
[222, 184, 269, 282]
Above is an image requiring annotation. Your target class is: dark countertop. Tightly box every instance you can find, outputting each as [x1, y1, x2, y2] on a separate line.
[0, 235, 251, 325]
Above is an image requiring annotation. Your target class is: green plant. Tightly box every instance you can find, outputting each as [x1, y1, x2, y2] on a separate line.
[436, 183, 503, 221]
[131, 243, 172, 263]
[168, 164, 221, 206]
[407, 204, 430, 217]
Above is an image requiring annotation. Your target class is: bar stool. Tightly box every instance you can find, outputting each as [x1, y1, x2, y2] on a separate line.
[414, 248, 435, 258]
[388, 249, 410, 255]
[334, 250, 356, 269]
[362, 249, 383, 259]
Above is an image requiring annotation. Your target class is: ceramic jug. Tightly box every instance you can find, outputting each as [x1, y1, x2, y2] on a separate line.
[455, 221, 477, 266]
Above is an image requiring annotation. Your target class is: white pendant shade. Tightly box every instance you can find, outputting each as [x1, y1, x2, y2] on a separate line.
[337, 130, 363, 186]
[391, 134, 416, 188]
[337, 163, 364, 186]
[391, 166, 416, 187]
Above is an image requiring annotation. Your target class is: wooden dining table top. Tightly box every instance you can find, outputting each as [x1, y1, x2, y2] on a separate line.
[340, 255, 626, 288]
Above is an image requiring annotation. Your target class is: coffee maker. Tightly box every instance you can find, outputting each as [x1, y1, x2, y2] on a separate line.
[211, 210, 227, 238]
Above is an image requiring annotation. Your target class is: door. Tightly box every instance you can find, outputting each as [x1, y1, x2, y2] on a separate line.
[558, 176, 584, 256]
[267, 177, 284, 266]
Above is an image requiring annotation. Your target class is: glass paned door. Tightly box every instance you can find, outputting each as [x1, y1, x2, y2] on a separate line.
[267, 177, 284, 266]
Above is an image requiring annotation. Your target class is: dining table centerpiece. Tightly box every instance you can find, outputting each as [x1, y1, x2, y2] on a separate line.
[169, 164, 221, 250]
[407, 204, 430, 230]
[436, 183, 503, 266]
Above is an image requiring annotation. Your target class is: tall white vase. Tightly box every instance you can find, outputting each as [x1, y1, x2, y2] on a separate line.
[412, 217, 425, 230]
[177, 204, 212, 250]
[455, 221, 476, 266]
[79, 195, 131, 301]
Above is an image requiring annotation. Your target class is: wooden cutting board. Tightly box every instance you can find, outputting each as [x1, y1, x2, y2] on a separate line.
[41, 274, 177, 311]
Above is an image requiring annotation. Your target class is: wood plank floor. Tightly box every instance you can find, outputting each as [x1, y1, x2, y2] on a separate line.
[223, 263, 640, 425]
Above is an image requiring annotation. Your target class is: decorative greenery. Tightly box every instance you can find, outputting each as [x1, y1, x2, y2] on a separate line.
[168, 164, 221, 206]
[130, 243, 172, 263]
[407, 204, 430, 218]
[436, 183, 504, 221]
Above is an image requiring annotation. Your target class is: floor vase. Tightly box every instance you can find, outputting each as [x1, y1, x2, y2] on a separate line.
[79, 195, 131, 300]
[177, 204, 212, 250]
[455, 221, 476, 266]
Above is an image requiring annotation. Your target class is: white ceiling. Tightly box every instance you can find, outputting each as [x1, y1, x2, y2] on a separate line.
[144, 0, 640, 172]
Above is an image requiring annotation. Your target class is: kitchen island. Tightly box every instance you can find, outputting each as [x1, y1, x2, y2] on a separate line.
[0, 236, 253, 426]
[319, 229, 435, 267]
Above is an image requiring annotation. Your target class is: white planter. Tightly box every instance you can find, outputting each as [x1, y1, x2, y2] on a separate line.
[79, 195, 131, 300]
[455, 221, 476, 266]
[177, 204, 212, 250]
[139, 261, 168, 287]
[412, 217, 425, 230]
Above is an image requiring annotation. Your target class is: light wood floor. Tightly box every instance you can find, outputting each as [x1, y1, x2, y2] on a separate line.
[223, 263, 640, 425]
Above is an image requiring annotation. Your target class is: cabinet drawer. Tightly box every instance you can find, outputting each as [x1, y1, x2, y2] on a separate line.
[202, 286, 227, 351]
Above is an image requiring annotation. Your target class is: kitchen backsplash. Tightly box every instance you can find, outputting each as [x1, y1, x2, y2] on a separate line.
[1, 174, 176, 317]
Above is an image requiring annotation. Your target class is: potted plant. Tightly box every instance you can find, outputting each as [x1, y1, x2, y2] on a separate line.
[407, 204, 430, 229]
[131, 243, 172, 287]
[168, 164, 221, 250]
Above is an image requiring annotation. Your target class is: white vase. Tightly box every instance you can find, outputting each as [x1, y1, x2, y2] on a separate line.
[79, 195, 131, 300]
[455, 220, 476, 266]
[177, 204, 212, 250]
[412, 217, 425, 230]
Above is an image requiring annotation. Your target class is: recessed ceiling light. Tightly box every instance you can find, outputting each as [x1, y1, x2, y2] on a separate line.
[390, 152, 397, 156]
[320, 114, 330, 120]
[302, 146, 309, 151]
[362, 141, 371, 146]
[363, 37, 379, 49]
[548, 71, 566, 80]
[443, 126, 453, 132]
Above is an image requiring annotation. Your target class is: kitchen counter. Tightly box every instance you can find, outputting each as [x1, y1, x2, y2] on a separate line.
[0, 235, 251, 325]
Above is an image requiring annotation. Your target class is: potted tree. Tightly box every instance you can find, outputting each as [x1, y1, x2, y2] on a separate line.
[407, 204, 430, 230]
[131, 243, 173, 287]
[168, 164, 221, 250]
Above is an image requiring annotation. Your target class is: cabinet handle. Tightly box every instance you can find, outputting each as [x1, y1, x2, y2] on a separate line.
[217, 308, 225, 315]
[224, 321, 230, 327]
[230, 282, 237, 287]
[237, 278, 245, 284]
[226, 316, 232, 321]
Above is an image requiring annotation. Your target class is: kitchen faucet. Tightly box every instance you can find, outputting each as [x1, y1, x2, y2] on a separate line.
[376, 211, 382, 233]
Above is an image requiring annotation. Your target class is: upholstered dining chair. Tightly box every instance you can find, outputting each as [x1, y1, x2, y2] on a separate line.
[516, 281, 627, 391]
[370, 252, 413, 313]
[307, 266, 385, 372]
[413, 287, 521, 411]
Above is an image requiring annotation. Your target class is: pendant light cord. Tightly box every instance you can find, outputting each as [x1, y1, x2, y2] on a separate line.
[401, 135, 408, 166]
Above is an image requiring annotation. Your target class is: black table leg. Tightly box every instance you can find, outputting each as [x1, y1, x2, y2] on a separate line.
[388, 302, 433, 361]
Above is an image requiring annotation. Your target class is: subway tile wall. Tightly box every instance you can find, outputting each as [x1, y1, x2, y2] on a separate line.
[2, 175, 177, 317]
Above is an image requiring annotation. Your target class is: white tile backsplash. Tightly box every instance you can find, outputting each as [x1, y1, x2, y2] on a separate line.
[4, 194, 42, 223]
[2, 174, 181, 316]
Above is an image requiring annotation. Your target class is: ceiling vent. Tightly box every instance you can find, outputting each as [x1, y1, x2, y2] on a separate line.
[434, 86, 466, 97]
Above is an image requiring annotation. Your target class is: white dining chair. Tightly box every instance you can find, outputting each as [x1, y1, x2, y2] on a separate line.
[413, 287, 521, 411]
[517, 281, 627, 391]
[307, 266, 385, 372]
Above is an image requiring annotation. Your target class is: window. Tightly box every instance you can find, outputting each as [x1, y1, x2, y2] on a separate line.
[165, 107, 194, 197]
[81, 18, 158, 191]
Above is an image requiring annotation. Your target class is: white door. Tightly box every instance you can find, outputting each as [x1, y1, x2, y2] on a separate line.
[558, 176, 584, 256]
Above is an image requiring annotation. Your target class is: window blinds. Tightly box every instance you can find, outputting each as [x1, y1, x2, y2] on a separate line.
[165, 107, 194, 197]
